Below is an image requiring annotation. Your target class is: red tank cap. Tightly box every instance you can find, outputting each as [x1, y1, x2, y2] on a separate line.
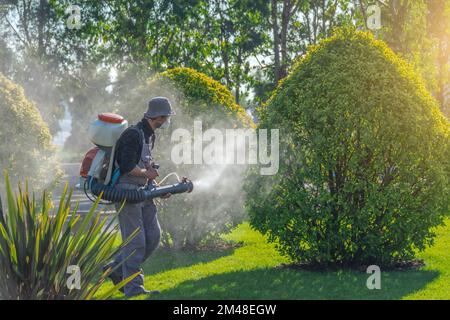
[98, 113, 124, 124]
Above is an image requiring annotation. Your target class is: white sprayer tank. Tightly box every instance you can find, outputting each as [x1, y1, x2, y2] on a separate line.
[88, 113, 128, 147]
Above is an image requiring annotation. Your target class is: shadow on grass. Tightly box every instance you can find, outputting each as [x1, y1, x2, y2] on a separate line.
[141, 247, 237, 275]
[104, 247, 238, 300]
[151, 267, 439, 300]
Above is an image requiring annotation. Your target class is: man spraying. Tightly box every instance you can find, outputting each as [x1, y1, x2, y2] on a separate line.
[104, 97, 175, 297]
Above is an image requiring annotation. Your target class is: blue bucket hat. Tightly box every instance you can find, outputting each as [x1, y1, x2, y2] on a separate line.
[144, 97, 176, 119]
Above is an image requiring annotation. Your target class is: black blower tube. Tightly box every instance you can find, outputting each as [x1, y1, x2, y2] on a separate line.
[89, 177, 194, 203]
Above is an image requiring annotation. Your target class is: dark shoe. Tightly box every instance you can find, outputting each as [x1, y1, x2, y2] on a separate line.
[103, 265, 124, 293]
[148, 289, 161, 295]
[126, 288, 161, 297]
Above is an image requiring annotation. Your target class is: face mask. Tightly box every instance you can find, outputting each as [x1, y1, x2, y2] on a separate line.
[160, 117, 170, 129]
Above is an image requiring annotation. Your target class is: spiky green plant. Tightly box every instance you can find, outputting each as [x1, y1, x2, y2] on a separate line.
[0, 171, 138, 300]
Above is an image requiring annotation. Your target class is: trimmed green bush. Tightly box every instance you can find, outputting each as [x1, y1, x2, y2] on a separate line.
[118, 67, 253, 249]
[245, 29, 450, 267]
[0, 72, 61, 188]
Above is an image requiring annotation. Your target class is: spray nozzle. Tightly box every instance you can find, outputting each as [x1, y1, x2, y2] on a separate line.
[180, 177, 193, 192]
[144, 178, 194, 198]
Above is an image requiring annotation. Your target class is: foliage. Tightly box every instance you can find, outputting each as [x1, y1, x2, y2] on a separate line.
[117, 67, 254, 249]
[358, 0, 450, 116]
[1, 1, 448, 116]
[0, 72, 62, 189]
[0, 171, 138, 300]
[155, 67, 254, 127]
[245, 29, 450, 267]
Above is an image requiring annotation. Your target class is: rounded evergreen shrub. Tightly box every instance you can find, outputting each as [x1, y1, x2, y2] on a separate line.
[118, 67, 254, 249]
[0, 72, 61, 188]
[244, 29, 450, 267]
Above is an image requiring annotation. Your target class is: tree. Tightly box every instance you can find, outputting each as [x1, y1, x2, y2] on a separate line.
[245, 29, 450, 267]
[209, 0, 270, 104]
[271, 0, 302, 84]
[426, 0, 450, 116]
[0, 72, 61, 188]
[270, 0, 355, 85]
[358, 0, 450, 116]
[0, 0, 108, 132]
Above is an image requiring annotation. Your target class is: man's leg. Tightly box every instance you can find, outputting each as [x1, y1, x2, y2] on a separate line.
[116, 202, 147, 296]
[103, 250, 123, 291]
[105, 226, 124, 273]
[142, 199, 161, 262]
[103, 204, 126, 289]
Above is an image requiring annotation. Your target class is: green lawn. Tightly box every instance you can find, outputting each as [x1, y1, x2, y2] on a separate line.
[96, 218, 450, 300]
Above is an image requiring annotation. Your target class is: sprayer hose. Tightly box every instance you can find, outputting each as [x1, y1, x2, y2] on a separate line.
[88, 176, 193, 204]
[89, 177, 146, 203]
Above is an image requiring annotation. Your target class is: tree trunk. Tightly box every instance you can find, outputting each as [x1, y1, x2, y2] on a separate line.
[280, 0, 290, 80]
[427, 0, 449, 109]
[223, 42, 230, 86]
[272, 0, 281, 85]
[218, 0, 231, 86]
[235, 48, 242, 104]
[37, 0, 46, 58]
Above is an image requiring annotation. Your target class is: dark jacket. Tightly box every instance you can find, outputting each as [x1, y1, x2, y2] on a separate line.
[115, 118, 155, 174]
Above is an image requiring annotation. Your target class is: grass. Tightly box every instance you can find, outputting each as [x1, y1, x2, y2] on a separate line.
[96, 218, 450, 300]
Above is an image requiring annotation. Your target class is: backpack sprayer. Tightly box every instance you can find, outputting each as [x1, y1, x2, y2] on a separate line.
[80, 113, 193, 204]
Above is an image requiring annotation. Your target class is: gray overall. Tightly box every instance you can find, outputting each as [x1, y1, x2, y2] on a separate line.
[110, 128, 161, 296]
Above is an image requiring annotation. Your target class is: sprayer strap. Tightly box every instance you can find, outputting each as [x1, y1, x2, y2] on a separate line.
[113, 125, 153, 180]
[150, 133, 155, 151]
[131, 125, 155, 151]
[131, 125, 145, 151]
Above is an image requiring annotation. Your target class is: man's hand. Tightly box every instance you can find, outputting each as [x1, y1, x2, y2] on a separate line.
[129, 166, 159, 180]
[144, 167, 159, 180]
[160, 193, 171, 199]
